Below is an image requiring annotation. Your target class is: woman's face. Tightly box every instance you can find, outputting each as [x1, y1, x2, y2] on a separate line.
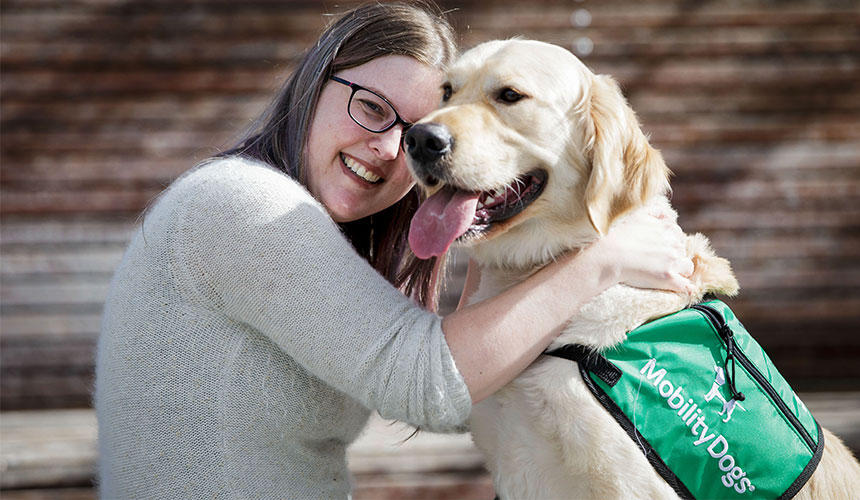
[305, 55, 443, 223]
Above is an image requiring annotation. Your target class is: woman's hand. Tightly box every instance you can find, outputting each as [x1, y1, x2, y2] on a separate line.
[593, 205, 694, 294]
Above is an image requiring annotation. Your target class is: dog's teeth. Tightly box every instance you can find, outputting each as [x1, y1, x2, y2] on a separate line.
[484, 196, 495, 205]
[477, 201, 484, 209]
[494, 188, 505, 198]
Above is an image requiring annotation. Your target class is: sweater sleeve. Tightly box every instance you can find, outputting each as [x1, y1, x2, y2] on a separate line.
[163, 157, 471, 432]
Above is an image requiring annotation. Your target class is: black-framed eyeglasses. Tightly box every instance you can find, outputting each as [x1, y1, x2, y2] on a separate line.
[330, 76, 413, 139]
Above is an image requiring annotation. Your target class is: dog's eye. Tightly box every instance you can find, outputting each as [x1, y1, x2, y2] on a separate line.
[498, 88, 526, 104]
[442, 83, 453, 102]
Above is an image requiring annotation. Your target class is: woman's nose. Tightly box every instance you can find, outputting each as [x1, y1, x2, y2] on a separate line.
[369, 125, 405, 161]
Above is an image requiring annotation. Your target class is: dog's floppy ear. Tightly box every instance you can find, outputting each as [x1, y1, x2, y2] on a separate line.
[582, 74, 670, 235]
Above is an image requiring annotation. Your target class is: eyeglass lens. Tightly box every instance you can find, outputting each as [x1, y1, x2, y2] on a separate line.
[349, 89, 397, 132]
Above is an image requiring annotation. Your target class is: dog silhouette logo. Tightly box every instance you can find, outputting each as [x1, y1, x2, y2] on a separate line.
[703, 366, 746, 423]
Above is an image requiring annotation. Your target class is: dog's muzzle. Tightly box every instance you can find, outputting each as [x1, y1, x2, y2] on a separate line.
[404, 123, 454, 186]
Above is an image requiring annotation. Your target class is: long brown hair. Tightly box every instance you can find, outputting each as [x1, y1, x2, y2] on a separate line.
[221, 2, 457, 309]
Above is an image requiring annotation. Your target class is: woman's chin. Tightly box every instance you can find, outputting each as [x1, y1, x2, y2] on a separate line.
[325, 196, 369, 223]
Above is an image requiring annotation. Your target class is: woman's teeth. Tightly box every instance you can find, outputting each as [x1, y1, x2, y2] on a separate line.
[342, 154, 382, 183]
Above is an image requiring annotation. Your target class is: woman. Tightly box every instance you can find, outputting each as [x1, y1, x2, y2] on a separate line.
[95, 2, 693, 498]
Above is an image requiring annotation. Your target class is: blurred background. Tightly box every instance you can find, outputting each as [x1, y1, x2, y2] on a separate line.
[1, 0, 858, 498]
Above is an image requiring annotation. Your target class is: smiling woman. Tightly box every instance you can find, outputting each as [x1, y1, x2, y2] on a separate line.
[95, 4, 468, 498]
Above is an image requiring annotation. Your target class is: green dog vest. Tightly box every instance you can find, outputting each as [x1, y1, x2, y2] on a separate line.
[547, 300, 823, 499]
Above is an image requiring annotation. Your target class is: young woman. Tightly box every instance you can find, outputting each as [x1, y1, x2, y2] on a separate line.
[95, 2, 693, 498]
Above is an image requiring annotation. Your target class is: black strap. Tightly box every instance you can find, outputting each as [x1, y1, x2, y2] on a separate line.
[544, 344, 622, 387]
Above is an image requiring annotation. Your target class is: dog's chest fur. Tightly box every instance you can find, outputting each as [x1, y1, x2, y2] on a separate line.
[469, 270, 689, 499]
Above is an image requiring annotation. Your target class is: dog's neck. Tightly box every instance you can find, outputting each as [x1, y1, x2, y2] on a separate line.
[470, 262, 542, 303]
[468, 221, 598, 274]
[465, 206, 608, 305]
[467, 242, 603, 311]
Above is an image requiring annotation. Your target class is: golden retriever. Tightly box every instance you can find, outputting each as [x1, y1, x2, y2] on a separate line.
[404, 39, 860, 499]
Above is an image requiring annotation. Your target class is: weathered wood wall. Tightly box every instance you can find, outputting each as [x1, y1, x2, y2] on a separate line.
[2, 0, 859, 410]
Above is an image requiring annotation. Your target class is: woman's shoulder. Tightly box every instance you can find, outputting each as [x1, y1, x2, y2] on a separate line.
[164, 155, 322, 215]
[177, 155, 305, 195]
[140, 155, 337, 240]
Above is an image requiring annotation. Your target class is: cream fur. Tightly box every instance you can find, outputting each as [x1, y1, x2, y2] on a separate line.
[414, 39, 860, 499]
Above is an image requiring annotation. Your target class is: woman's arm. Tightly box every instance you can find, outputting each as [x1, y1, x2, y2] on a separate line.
[172, 159, 472, 431]
[444, 208, 693, 403]
[444, 245, 613, 403]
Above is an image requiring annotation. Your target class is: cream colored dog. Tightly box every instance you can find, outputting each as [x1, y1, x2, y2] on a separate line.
[405, 39, 860, 499]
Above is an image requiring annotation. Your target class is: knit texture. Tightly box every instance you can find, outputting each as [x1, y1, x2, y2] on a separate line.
[95, 156, 471, 499]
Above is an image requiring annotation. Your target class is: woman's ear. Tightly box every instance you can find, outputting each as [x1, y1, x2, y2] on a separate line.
[583, 74, 671, 235]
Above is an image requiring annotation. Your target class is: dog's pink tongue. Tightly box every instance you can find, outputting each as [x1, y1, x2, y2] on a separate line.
[409, 187, 479, 259]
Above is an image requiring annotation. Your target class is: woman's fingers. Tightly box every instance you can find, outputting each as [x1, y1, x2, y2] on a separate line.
[599, 205, 698, 293]
[678, 256, 695, 278]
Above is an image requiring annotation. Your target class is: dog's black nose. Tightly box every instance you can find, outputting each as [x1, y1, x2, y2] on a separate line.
[404, 123, 453, 163]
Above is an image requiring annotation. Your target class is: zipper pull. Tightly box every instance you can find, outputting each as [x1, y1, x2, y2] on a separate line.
[722, 325, 746, 402]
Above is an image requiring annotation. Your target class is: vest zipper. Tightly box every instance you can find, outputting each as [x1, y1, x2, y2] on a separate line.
[690, 304, 816, 452]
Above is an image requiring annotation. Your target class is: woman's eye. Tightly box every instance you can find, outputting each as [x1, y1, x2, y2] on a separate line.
[358, 99, 385, 116]
[442, 84, 453, 102]
[498, 88, 526, 104]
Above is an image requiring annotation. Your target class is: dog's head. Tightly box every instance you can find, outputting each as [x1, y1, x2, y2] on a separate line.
[406, 39, 670, 268]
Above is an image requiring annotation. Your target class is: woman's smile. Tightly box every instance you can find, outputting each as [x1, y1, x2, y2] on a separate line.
[340, 153, 383, 185]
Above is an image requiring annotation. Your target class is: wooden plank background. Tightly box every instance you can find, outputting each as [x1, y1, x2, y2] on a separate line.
[2, 0, 859, 411]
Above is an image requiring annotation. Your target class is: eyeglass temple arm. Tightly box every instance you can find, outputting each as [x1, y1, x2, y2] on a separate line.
[330, 75, 354, 87]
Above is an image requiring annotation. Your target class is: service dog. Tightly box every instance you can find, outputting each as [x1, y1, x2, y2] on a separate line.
[404, 39, 860, 499]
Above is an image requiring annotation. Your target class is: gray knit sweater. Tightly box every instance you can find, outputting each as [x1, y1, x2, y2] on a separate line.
[95, 156, 472, 499]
